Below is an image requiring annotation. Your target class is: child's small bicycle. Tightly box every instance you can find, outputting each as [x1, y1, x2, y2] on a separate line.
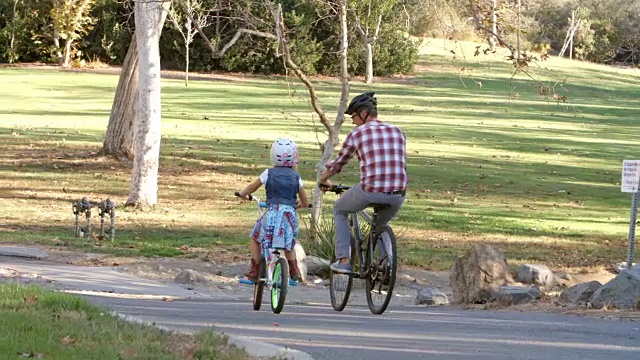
[235, 192, 290, 314]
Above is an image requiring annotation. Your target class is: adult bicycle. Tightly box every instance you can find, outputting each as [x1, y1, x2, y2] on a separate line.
[235, 192, 289, 314]
[325, 185, 398, 315]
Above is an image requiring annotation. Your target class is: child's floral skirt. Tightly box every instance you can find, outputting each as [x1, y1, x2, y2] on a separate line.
[250, 204, 298, 251]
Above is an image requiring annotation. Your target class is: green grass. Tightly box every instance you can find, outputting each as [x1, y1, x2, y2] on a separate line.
[0, 283, 251, 359]
[1, 41, 640, 271]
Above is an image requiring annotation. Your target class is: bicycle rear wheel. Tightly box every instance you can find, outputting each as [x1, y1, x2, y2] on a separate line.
[271, 257, 288, 314]
[329, 234, 355, 311]
[365, 225, 397, 315]
[252, 257, 267, 311]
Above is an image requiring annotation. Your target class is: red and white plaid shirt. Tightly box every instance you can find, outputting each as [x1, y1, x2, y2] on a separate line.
[327, 119, 407, 193]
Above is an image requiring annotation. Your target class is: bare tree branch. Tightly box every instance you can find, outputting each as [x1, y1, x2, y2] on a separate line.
[468, 0, 515, 54]
[273, 6, 330, 128]
[178, 0, 276, 58]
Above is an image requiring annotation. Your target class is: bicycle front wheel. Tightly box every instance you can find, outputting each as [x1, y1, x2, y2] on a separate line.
[271, 257, 288, 314]
[329, 234, 355, 311]
[365, 225, 397, 315]
[253, 257, 267, 311]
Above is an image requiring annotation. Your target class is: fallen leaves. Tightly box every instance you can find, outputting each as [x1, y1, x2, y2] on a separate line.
[17, 352, 44, 358]
[60, 335, 77, 345]
[23, 294, 38, 306]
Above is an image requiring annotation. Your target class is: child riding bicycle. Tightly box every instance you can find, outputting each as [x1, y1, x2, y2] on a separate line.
[237, 137, 309, 283]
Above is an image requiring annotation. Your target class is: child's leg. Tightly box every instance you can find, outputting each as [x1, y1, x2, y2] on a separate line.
[285, 249, 301, 281]
[244, 239, 262, 282]
[250, 238, 261, 262]
[284, 249, 296, 261]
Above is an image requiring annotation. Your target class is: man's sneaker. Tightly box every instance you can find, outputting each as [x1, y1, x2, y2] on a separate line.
[330, 261, 352, 274]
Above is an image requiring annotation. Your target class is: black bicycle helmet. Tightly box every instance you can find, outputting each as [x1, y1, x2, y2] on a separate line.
[345, 92, 377, 115]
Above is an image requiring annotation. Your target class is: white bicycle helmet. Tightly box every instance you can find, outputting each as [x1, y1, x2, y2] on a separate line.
[270, 137, 299, 167]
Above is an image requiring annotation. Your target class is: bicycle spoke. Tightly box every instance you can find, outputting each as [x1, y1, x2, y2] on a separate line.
[330, 235, 355, 312]
[365, 226, 397, 315]
[271, 258, 288, 314]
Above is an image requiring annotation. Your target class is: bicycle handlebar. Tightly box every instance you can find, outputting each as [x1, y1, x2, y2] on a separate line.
[324, 184, 350, 194]
[234, 191, 253, 201]
[236, 192, 311, 209]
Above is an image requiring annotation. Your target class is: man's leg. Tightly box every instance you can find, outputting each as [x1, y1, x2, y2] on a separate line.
[361, 192, 405, 261]
[333, 184, 370, 268]
[362, 192, 405, 230]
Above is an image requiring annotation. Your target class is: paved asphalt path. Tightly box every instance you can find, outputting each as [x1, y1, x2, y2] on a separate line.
[88, 295, 640, 360]
[3, 254, 640, 360]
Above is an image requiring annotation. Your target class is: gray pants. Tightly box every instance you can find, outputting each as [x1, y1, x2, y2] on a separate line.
[333, 183, 405, 259]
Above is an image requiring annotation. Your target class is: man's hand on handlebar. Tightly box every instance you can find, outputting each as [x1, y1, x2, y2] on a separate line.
[318, 179, 333, 192]
[296, 201, 313, 209]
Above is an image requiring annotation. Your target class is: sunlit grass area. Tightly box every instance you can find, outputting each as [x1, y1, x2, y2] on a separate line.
[0, 283, 252, 359]
[1, 41, 640, 270]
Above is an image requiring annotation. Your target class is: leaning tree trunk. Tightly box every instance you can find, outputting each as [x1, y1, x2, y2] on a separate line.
[127, 0, 170, 207]
[310, 0, 350, 230]
[100, 35, 138, 160]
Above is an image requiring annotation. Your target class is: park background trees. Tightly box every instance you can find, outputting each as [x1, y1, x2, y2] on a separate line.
[3, 0, 640, 68]
[3, 0, 640, 210]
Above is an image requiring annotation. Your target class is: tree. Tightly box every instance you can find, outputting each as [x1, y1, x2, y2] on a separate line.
[167, 0, 214, 86]
[267, 0, 350, 228]
[50, 0, 96, 67]
[186, 0, 351, 228]
[99, 35, 138, 160]
[8, 0, 20, 63]
[311, 0, 350, 226]
[350, 0, 397, 83]
[127, 0, 170, 207]
[490, 0, 499, 49]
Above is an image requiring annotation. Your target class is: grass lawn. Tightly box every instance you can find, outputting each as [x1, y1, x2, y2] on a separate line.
[1, 38, 640, 271]
[0, 283, 251, 359]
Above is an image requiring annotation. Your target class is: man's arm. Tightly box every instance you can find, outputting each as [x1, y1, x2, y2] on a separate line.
[318, 168, 337, 189]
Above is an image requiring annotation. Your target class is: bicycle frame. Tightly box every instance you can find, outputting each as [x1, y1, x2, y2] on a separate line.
[236, 192, 291, 313]
[350, 209, 376, 279]
[251, 196, 284, 289]
[327, 183, 398, 314]
[261, 247, 283, 288]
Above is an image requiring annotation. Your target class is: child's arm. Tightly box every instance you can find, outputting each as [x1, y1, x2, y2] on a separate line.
[297, 187, 309, 208]
[238, 179, 262, 200]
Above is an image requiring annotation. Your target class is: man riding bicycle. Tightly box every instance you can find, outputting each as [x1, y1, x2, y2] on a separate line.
[318, 92, 408, 273]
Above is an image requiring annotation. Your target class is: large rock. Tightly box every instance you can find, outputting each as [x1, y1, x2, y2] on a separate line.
[491, 285, 541, 305]
[415, 286, 449, 306]
[515, 264, 556, 288]
[0, 246, 48, 260]
[305, 256, 331, 277]
[294, 243, 308, 283]
[559, 281, 602, 305]
[174, 269, 208, 285]
[450, 244, 514, 304]
[589, 267, 640, 309]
